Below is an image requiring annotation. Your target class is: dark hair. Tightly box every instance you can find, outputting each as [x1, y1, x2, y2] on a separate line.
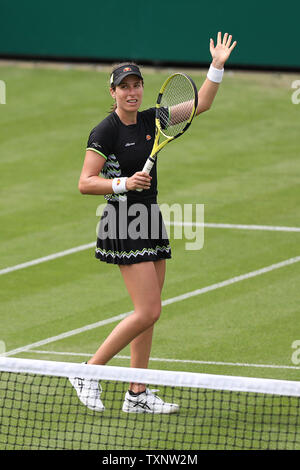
[109, 62, 143, 113]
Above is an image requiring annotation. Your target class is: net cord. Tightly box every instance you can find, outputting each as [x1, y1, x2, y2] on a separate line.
[1, 356, 300, 397]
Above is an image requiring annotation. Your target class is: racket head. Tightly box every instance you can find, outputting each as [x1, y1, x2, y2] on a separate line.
[155, 73, 198, 139]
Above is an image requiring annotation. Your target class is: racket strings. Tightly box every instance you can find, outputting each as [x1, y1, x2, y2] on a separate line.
[159, 74, 196, 137]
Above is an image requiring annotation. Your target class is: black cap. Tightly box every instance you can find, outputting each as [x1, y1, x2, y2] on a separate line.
[110, 64, 143, 87]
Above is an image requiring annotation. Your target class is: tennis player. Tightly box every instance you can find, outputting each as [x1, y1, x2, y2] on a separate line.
[70, 32, 237, 413]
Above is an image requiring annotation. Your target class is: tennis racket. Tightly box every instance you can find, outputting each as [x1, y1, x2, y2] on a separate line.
[137, 72, 198, 191]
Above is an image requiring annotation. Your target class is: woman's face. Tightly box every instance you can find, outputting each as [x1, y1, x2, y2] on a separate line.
[110, 75, 144, 114]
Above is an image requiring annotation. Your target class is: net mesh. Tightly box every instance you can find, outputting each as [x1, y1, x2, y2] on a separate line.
[158, 74, 196, 137]
[1, 357, 300, 450]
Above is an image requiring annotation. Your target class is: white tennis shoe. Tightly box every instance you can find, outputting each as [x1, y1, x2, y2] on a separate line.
[122, 388, 179, 414]
[69, 375, 105, 412]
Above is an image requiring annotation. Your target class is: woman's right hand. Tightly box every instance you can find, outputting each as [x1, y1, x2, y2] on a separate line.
[126, 171, 152, 191]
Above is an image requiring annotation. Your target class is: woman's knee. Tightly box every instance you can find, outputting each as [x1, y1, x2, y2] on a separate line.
[150, 301, 162, 324]
[137, 301, 161, 328]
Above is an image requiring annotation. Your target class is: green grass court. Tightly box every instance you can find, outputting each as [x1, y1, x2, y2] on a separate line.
[0, 63, 299, 378]
[0, 62, 299, 449]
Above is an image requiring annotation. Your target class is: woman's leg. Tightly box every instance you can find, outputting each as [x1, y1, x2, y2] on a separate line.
[128, 260, 166, 393]
[88, 261, 162, 366]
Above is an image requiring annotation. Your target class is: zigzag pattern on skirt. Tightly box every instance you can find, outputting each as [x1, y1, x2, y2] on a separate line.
[95, 244, 171, 259]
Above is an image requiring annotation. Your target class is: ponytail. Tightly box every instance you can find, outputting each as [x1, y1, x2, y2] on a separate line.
[110, 83, 117, 113]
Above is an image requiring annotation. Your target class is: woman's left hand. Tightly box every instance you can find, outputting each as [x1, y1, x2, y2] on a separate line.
[210, 32, 237, 69]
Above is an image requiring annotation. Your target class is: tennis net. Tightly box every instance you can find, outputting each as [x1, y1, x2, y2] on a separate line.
[0, 356, 300, 450]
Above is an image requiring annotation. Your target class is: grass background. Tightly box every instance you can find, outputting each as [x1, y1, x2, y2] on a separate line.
[0, 62, 299, 384]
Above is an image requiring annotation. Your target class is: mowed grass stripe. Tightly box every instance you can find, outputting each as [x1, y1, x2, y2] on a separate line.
[4, 255, 300, 357]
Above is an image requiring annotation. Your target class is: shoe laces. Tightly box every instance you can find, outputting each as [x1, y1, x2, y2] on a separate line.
[145, 388, 163, 403]
[77, 377, 102, 393]
[89, 379, 102, 393]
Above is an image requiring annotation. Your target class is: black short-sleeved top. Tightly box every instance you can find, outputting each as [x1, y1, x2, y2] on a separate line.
[87, 108, 157, 204]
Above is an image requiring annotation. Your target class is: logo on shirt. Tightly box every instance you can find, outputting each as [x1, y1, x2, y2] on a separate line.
[125, 142, 135, 147]
[92, 142, 102, 149]
[146, 134, 152, 141]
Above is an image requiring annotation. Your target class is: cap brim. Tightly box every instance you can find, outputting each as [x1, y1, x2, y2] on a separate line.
[114, 72, 143, 86]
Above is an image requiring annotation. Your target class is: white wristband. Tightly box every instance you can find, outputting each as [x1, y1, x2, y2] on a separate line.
[112, 177, 128, 194]
[207, 64, 224, 83]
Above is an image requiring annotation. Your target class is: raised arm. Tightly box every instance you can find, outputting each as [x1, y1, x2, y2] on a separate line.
[196, 32, 237, 115]
[164, 32, 237, 126]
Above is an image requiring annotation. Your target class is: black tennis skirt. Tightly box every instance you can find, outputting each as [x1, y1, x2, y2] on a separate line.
[95, 200, 171, 265]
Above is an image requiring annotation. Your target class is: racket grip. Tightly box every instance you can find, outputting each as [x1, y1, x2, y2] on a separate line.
[136, 157, 155, 192]
[142, 157, 155, 174]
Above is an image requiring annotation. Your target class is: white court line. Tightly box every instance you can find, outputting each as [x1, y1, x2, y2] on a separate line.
[27, 349, 300, 371]
[171, 222, 300, 232]
[4, 255, 300, 358]
[0, 242, 95, 276]
[0, 222, 299, 276]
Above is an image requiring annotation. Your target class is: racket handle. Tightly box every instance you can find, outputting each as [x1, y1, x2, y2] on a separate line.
[136, 157, 155, 192]
[142, 157, 155, 174]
